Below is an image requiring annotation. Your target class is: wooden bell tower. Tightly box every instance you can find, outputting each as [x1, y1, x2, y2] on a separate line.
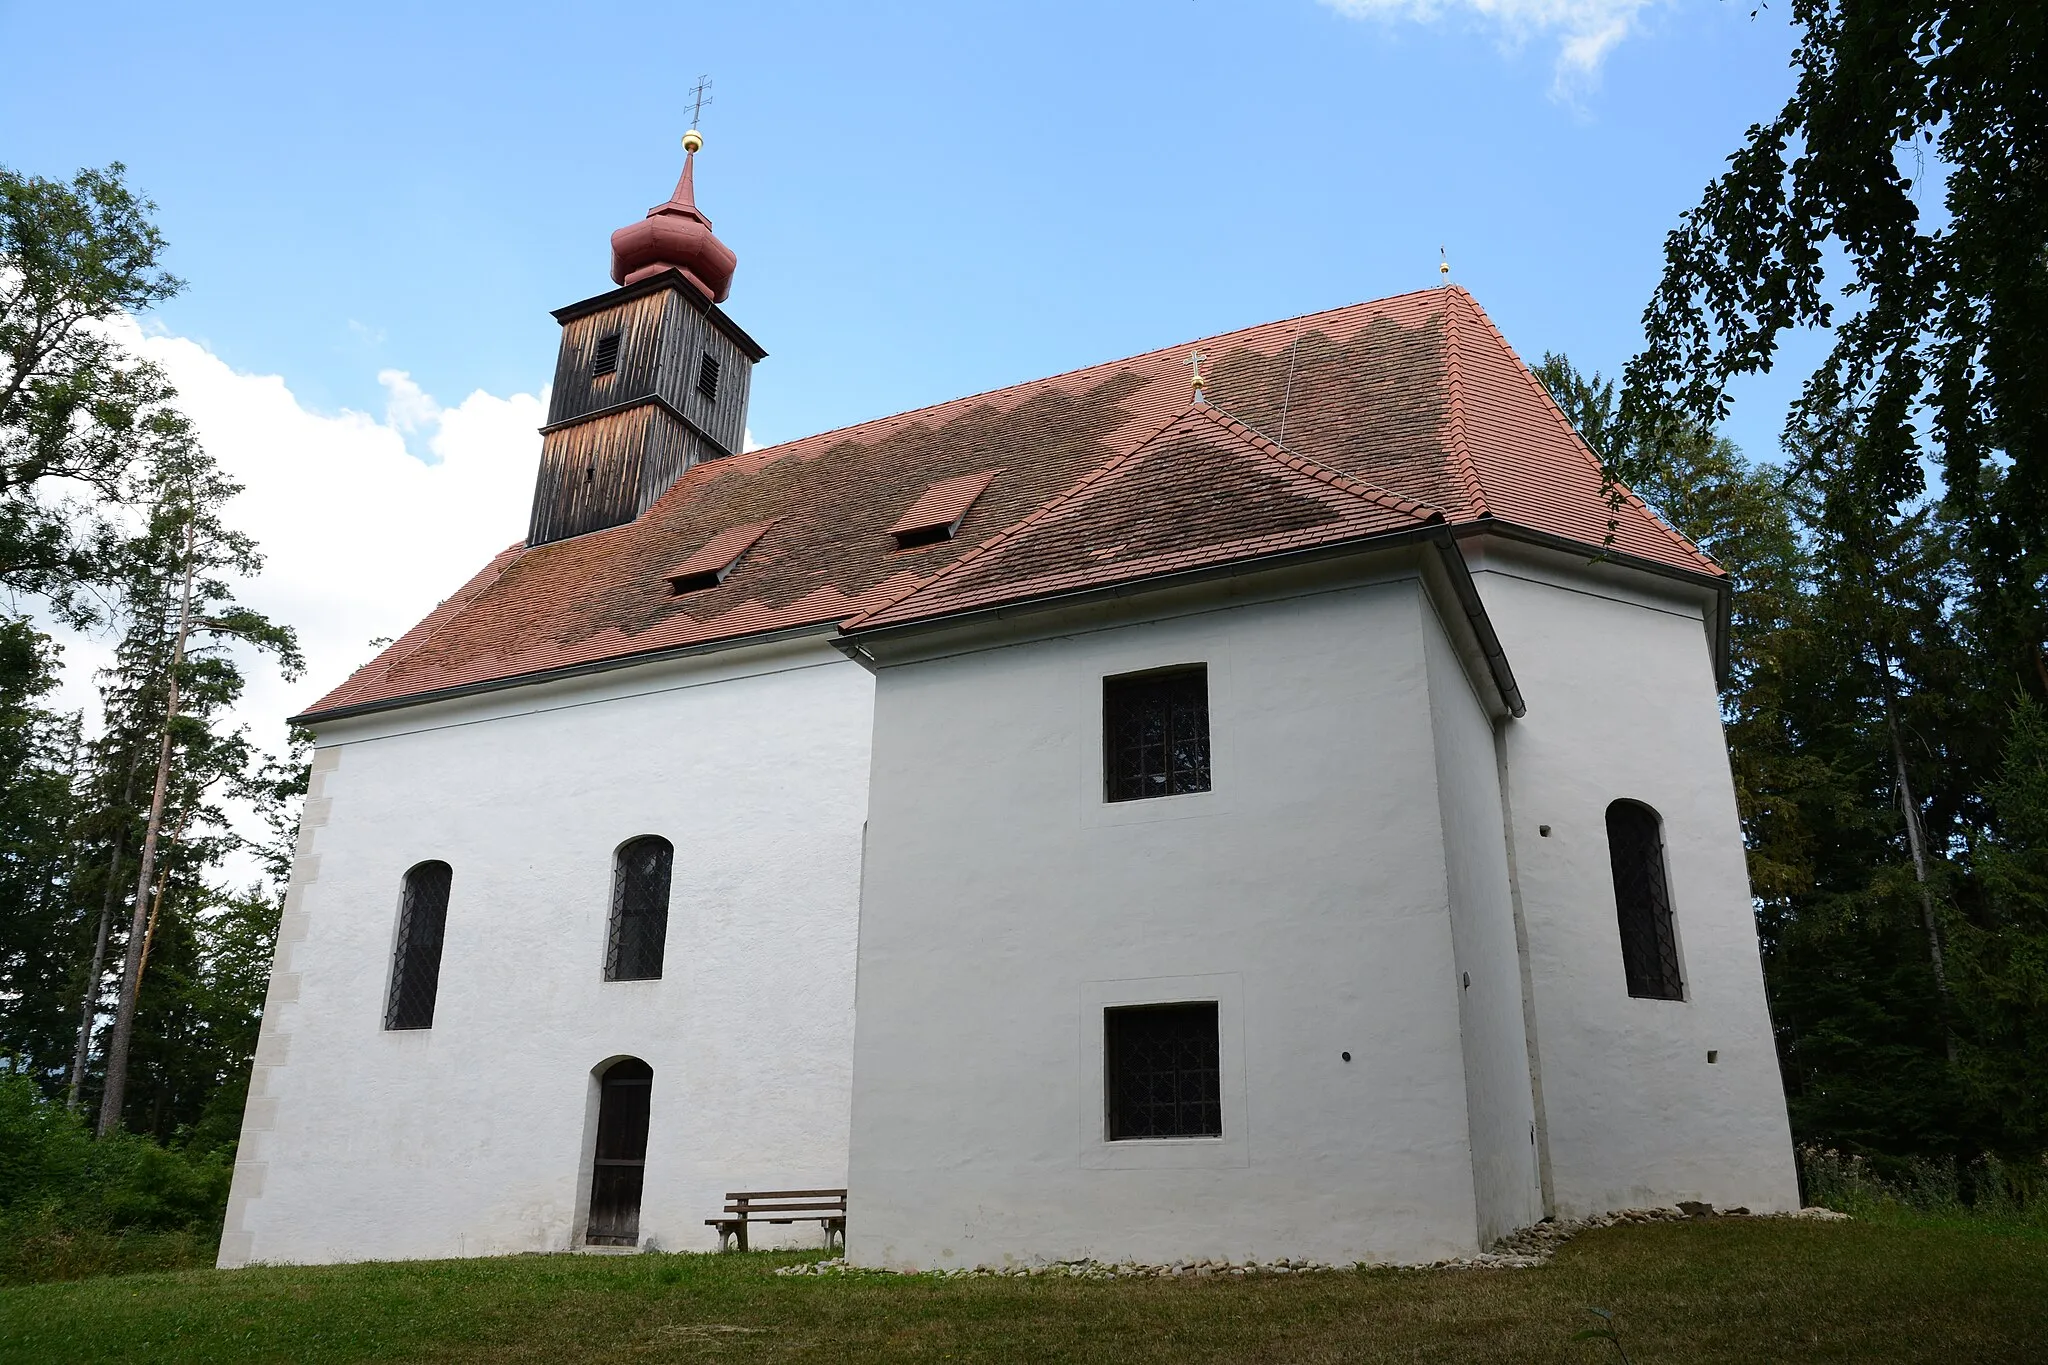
[527, 131, 765, 546]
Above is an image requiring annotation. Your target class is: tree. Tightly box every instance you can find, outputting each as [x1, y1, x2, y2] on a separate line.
[1616, 2, 2047, 696]
[0, 163, 181, 610]
[0, 615, 82, 1082]
[77, 430, 299, 1136]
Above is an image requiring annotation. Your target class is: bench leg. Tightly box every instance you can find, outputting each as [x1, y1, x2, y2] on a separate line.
[737, 1220, 749, 1254]
[826, 1217, 845, 1253]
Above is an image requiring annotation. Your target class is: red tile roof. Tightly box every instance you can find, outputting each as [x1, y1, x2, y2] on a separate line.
[298, 286, 1719, 721]
[848, 404, 1438, 630]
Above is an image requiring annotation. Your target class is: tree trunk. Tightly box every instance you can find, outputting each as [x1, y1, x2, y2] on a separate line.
[66, 750, 145, 1113]
[1877, 646, 1957, 1064]
[96, 516, 197, 1138]
[65, 830, 127, 1113]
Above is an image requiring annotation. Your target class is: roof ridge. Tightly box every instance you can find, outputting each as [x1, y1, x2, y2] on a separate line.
[1455, 289, 1721, 573]
[1440, 288, 1490, 518]
[737, 289, 1459, 466]
[841, 408, 1192, 630]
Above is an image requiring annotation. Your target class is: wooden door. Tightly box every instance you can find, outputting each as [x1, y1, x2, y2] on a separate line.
[585, 1058, 653, 1245]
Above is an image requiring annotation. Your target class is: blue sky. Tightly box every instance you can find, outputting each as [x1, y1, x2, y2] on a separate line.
[3, 0, 1808, 458]
[2, 0, 1822, 754]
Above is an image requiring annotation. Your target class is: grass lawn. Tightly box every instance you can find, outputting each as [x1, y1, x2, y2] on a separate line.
[3, 1215, 2044, 1364]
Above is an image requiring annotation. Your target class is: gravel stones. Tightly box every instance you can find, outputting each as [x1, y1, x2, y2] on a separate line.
[771, 1205, 1851, 1279]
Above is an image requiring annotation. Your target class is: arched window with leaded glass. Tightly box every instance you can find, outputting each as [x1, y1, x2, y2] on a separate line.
[605, 836, 673, 981]
[385, 860, 452, 1029]
[1605, 800, 1684, 1001]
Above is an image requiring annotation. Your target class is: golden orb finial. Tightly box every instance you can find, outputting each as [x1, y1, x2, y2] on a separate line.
[683, 129, 704, 154]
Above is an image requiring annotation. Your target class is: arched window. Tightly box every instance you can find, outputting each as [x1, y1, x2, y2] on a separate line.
[1605, 800, 1683, 1000]
[605, 836, 673, 981]
[385, 860, 452, 1029]
[585, 1057, 653, 1246]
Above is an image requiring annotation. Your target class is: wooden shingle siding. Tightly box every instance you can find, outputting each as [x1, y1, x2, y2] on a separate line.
[529, 406, 703, 544]
[545, 283, 753, 459]
[529, 276, 758, 546]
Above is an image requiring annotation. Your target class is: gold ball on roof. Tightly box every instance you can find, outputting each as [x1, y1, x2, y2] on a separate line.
[683, 129, 704, 153]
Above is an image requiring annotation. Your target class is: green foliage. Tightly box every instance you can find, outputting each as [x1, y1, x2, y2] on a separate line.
[0, 1073, 229, 1283]
[1618, 2, 2048, 703]
[0, 163, 182, 612]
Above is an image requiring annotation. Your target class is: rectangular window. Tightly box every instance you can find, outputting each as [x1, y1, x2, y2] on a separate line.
[1105, 1002, 1222, 1140]
[591, 333, 621, 377]
[385, 861, 452, 1030]
[1104, 666, 1211, 802]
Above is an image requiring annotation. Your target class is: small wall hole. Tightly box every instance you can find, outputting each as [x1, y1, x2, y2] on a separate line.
[1341, 1051, 1351, 1063]
[1538, 824, 1552, 837]
[1461, 972, 1471, 990]
[1707, 1050, 1719, 1064]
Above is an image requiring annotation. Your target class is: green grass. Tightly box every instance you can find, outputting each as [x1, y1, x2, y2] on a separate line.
[4, 1217, 2044, 1364]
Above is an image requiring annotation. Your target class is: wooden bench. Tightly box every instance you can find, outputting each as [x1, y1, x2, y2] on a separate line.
[706, 1189, 847, 1253]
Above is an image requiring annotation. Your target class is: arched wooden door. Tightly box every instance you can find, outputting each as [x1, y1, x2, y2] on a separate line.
[585, 1058, 653, 1245]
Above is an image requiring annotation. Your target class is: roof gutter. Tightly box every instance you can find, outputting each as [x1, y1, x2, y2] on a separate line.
[291, 621, 839, 727]
[836, 522, 1526, 718]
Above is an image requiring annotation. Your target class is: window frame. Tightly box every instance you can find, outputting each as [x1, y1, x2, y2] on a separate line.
[1102, 664, 1213, 804]
[604, 835, 674, 982]
[1103, 1000, 1224, 1141]
[384, 860, 452, 1030]
[1605, 799, 1685, 1001]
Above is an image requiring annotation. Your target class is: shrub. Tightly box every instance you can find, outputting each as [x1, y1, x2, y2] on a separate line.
[0, 1072, 232, 1283]
[1800, 1143, 2048, 1226]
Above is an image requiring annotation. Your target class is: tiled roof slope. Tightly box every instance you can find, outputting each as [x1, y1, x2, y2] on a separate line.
[300, 286, 1718, 720]
[848, 404, 1439, 630]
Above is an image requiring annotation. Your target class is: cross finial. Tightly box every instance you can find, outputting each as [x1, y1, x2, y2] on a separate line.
[1187, 347, 1208, 402]
[683, 75, 714, 153]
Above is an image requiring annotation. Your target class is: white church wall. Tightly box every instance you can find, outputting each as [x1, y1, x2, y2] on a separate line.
[220, 635, 871, 1267]
[848, 571, 1499, 1270]
[1420, 603, 1545, 1244]
[1469, 541, 1799, 1217]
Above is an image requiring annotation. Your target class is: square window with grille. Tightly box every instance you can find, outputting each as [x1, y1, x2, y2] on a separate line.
[697, 352, 721, 402]
[1105, 1002, 1222, 1140]
[591, 333, 621, 377]
[1104, 666, 1211, 802]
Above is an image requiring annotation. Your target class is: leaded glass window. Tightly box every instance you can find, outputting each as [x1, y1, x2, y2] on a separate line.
[605, 836, 673, 982]
[1104, 667, 1211, 802]
[385, 860, 452, 1030]
[1606, 800, 1684, 1000]
[1105, 1002, 1222, 1140]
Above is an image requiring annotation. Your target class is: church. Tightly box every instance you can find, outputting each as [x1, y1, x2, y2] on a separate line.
[219, 132, 1798, 1271]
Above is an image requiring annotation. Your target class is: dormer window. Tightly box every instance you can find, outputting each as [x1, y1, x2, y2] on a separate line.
[697, 353, 721, 402]
[888, 469, 1001, 550]
[664, 521, 775, 595]
[591, 333, 621, 377]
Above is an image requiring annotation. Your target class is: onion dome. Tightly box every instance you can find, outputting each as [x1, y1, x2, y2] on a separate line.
[609, 130, 738, 302]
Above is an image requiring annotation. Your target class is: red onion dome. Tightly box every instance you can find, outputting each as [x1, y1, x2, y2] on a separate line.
[609, 131, 738, 302]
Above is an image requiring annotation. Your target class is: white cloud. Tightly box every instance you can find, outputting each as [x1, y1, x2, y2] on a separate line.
[1320, 0, 1654, 94]
[377, 368, 444, 444]
[52, 321, 545, 774]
